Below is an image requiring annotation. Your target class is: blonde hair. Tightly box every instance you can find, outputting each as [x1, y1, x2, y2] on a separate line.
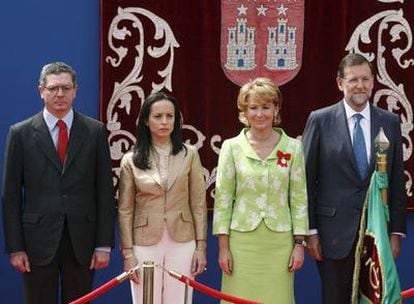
[237, 77, 282, 126]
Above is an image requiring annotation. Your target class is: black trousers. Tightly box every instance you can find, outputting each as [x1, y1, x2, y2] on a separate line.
[23, 221, 94, 304]
[317, 247, 356, 304]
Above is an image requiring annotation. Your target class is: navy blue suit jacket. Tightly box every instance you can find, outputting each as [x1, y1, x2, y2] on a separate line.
[302, 101, 406, 259]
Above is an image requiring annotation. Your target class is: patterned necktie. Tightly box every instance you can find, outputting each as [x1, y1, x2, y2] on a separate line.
[352, 113, 368, 179]
[57, 120, 68, 164]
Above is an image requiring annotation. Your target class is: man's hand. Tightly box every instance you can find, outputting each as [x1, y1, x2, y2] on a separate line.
[89, 251, 110, 270]
[10, 251, 31, 273]
[305, 234, 323, 261]
[390, 234, 401, 259]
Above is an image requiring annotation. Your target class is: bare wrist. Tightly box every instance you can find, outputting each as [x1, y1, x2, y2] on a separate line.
[122, 248, 133, 258]
[196, 240, 207, 250]
[124, 254, 135, 260]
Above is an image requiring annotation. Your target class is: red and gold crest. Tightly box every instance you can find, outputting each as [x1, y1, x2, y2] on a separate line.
[221, 0, 305, 86]
[359, 234, 384, 303]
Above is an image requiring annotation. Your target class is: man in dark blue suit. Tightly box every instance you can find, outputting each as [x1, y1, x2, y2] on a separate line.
[302, 53, 406, 304]
[2, 62, 115, 303]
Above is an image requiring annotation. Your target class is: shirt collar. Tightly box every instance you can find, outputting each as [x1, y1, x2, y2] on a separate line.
[343, 100, 371, 122]
[43, 108, 74, 131]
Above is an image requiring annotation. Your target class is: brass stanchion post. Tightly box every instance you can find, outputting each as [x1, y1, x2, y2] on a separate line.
[184, 281, 189, 304]
[143, 261, 154, 304]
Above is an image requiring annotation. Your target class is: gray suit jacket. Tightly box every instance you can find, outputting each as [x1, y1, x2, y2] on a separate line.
[302, 101, 406, 259]
[2, 111, 115, 266]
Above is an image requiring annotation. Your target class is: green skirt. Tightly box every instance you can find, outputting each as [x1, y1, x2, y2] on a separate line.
[221, 221, 295, 304]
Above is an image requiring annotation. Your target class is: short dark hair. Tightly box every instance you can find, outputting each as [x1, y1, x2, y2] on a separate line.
[39, 62, 77, 87]
[337, 53, 374, 78]
[132, 91, 186, 170]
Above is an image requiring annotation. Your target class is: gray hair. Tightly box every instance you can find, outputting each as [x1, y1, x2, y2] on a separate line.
[39, 62, 77, 87]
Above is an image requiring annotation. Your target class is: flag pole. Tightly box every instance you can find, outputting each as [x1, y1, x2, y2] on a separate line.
[351, 127, 392, 303]
[374, 127, 389, 204]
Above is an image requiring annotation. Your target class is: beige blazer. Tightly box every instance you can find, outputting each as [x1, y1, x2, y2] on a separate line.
[118, 144, 207, 248]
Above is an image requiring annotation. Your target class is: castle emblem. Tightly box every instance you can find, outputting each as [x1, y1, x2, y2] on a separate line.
[265, 18, 298, 70]
[221, 0, 305, 86]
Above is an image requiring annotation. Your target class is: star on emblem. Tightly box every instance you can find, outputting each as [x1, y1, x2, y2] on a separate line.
[277, 4, 288, 16]
[256, 4, 268, 16]
[237, 4, 248, 15]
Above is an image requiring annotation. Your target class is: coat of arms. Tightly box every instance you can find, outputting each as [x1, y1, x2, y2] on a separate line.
[221, 0, 305, 86]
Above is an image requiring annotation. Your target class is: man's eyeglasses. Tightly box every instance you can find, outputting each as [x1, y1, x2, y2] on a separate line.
[44, 85, 74, 94]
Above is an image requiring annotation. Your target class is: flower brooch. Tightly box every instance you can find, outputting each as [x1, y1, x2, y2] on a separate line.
[276, 150, 291, 167]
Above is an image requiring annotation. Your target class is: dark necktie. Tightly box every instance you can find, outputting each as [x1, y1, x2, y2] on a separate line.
[57, 120, 68, 164]
[352, 113, 368, 179]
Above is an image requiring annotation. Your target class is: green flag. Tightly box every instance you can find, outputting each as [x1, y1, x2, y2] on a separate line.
[352, 171, 402, 304]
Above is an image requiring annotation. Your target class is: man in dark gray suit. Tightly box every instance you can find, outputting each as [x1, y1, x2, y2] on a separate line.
[2, 62, 115, 304]
[302, 53, 406, 304]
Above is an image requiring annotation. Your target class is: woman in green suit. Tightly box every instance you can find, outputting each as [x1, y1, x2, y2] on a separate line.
[213, 77, 308, 304]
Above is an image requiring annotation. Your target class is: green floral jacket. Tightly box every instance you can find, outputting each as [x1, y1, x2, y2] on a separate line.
[213, 128, 309, 235]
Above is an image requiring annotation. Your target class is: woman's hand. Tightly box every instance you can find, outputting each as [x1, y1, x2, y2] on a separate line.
[124, 255, 139, 284]
[218, 234, 233, 275]
[191, 248, 207, 276]
[288, 244, 305, 272]
[218, 247, 233, 275]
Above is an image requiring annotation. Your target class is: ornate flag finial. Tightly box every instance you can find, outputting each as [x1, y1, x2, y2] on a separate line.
[374, 127, 390, 153]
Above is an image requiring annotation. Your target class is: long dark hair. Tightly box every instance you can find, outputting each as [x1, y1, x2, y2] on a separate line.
[132, 91, 186, 170]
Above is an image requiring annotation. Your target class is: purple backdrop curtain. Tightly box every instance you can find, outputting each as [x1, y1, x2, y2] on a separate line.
[100, 0, 414, 209]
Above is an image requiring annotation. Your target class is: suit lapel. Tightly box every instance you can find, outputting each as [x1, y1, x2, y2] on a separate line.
[334, 102, 359, 173]
[32, 113, 62, 172]
[146, 146, 186, 190]
[64, 112, 88, 172]
[167, 148, 186, 190]
[147, 151, 163, 186]
[148, 167, 162, 187]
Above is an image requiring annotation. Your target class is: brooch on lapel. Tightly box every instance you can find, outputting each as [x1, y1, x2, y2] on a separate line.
[276, 150, 291, 167]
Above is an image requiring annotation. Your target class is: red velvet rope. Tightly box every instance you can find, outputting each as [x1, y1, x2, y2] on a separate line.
[68, 265, 262, 304]
[69, 278, 120, 304]
[174, 273, 262, 304]
[68, 264, 414, 303]
[402, 287, 414, 300]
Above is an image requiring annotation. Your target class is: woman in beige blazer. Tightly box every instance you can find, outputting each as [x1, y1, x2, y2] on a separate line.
[118, 92, 207, 304]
